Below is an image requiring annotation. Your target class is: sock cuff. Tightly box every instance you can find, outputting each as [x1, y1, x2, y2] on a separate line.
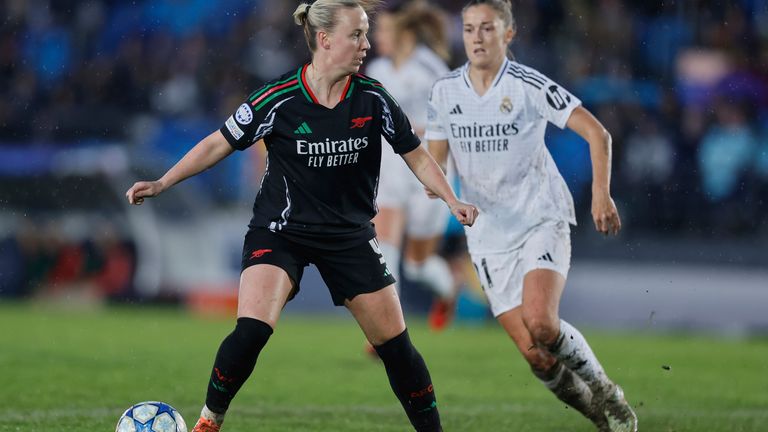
[532, 361, 565, 389]
[236, 317, 274, 336]
[373, 329, 411, 359]
[548, 320, 568, 352]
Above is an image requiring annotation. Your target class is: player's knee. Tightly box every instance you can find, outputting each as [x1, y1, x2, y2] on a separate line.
[522, 315, 559, 346]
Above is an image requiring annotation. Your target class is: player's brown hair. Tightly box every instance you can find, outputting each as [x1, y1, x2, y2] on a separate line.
[462, 0, 516, 32]
[394, 2, 450, 62]
[293, 0, 383, 52]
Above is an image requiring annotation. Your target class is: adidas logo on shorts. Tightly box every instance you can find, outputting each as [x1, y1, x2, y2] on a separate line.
[537, 252, 554, 263]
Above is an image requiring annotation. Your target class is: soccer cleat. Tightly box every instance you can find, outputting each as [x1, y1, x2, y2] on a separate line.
[599, 386, 638, 432]
[585, 405, 611, 432]
[191, 417, 221, 432]
[428, 298, 455, 331]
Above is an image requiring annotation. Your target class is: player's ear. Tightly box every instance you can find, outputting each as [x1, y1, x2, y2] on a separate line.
[318, 30, 332, 50]
[504, 26, 515, 45]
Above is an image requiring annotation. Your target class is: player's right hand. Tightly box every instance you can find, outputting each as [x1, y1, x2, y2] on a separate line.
[449, 200, 479, 227]
[126, 180, 164, 205]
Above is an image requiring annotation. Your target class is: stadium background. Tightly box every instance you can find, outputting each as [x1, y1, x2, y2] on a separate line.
[0, 1, 767, 431]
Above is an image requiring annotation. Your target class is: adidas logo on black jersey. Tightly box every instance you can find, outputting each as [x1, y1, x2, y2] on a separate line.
[449, 104, 463, 115]
[294, 121, 313, 135]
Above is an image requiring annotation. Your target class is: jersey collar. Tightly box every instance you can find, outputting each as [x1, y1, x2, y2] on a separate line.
[462, 58, 510, 96]
[299, 64, 355, 105]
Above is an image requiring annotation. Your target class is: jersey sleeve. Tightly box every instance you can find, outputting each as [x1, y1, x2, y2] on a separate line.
[424, 82, 449, 141]
[373, 88, 421, 154]
[219, 87, 285, 151]
[522, 67, 582, 129]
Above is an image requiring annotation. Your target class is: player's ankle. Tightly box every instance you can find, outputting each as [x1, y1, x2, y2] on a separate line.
[201, 405, 226, 425]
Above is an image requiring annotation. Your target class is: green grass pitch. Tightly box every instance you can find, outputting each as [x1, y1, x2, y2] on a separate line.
[0, 303, 766, 431]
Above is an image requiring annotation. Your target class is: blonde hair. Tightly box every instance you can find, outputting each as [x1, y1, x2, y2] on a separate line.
[395, 2, 450, 62]
[293, 0, 383, 52]
[462, 0, 516, 32]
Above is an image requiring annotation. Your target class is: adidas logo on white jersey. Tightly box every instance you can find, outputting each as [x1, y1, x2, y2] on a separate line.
[449, 104, 463, 115]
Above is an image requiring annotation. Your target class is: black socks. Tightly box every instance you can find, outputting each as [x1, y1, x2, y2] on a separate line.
[374, 330, 442, 432]
[205, 317, 274, 414]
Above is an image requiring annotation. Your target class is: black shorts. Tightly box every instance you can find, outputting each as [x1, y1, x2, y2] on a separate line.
[241, 228, 396, 306]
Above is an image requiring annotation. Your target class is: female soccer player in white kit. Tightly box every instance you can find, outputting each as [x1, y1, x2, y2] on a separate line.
[366, 1, 455, 329]
[425, 1, 638, 431]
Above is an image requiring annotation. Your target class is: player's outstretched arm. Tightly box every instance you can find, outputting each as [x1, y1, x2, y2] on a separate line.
[126, 130, 234, 205]
[423, 139, 449, 199]
[566, 106, 621, 235]
[402, 145, 478, 226]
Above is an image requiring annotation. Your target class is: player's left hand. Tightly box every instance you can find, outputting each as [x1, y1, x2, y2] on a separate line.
[449, 200, 479, 227]
[591, 192, 621, 235]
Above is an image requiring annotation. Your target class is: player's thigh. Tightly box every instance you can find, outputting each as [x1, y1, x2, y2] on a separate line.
[313, 238, 396, 307]
[238, 229, 306, 327]
[345, 284, 406, 346]
[519, 222, 571, 325]
[238, 264, 294, 328]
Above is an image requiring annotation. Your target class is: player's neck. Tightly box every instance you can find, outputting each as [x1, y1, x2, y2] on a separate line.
[306, 62, 350, 108]
[468, 57, 506, 96]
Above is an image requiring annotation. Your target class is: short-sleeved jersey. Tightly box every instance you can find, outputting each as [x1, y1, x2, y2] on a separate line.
[425, 59, 581, 254]
[220, 64, 420, 250]
[366, 45, 449, 131]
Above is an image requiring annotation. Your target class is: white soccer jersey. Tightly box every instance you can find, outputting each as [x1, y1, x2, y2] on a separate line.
[366, 45, 449, 132]
[425, 59, 581, 254]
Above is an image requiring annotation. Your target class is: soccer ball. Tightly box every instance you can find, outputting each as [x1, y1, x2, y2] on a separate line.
[115, 401, 188, 432]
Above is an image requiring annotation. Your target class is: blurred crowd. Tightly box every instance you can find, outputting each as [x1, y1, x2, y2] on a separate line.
[0, 219, 135, 299]
[1, 0, 767, 239]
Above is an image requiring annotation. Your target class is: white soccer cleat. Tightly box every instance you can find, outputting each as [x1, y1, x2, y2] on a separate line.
[601, 386, 638, 432]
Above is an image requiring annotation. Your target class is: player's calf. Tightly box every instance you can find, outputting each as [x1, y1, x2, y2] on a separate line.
[201, 317, 274, 427]
[374, 329, 442, 432]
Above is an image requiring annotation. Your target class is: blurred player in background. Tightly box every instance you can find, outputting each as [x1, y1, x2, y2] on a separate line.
[126, 1, 478, 431]
[366, 1, 456, 330]
[425, 1, 637, 431]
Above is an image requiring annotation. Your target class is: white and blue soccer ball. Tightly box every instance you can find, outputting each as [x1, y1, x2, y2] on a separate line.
[115, 401, 187, 432]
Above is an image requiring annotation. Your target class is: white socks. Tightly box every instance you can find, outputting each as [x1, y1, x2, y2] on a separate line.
[534, 361, 595, 419]
[548, 320, 614, 397]
[201, 405, 226, 426]
[402, 256, 454, 299]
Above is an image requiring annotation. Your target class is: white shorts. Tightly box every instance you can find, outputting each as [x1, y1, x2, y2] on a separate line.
[377, 143, 449, 238]
[471, 221, 571, 317]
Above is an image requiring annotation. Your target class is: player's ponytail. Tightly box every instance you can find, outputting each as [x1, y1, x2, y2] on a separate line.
[293, 0, 383, 53]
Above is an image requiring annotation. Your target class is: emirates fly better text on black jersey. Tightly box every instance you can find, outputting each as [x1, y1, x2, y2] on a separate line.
[220, 65, 420, 249]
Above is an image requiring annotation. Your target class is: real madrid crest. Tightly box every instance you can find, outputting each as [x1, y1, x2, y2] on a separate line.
[500, 96, 513, 114]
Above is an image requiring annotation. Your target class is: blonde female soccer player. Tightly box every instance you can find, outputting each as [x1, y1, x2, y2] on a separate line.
[126, 1, 478, 430]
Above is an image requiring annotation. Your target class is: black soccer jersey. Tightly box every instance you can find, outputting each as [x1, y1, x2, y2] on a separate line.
[220, 64, 421, 250]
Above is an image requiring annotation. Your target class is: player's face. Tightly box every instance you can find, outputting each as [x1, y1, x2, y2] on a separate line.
[462, 5, 514, 69]
[373, 12, 396, 58]
[327, 6, 371, 74]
